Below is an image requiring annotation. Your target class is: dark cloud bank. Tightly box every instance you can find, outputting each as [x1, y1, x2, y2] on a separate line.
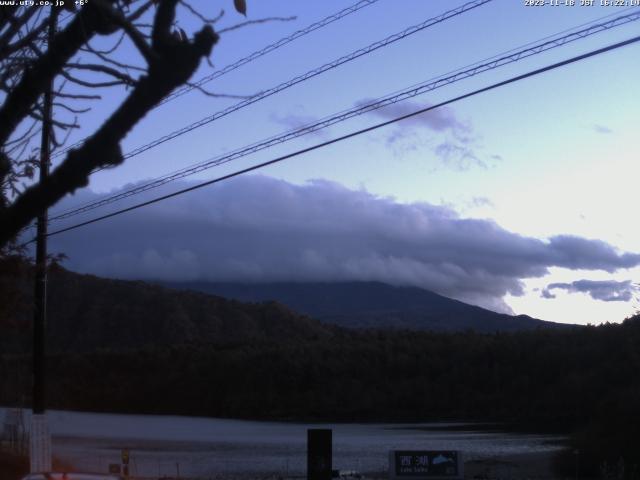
[50, 175, 640, 313]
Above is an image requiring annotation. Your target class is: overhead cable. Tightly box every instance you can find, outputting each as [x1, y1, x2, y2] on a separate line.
[51, 0, 382, 159]
[48, 9, 640, 222]
[162, 0, 382, 105]
[32, 33, 640, 242]
[52, 0, 493, 162]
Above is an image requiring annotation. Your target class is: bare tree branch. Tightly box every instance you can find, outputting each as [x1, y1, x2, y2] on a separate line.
[0, 0, 268, 249]
[179, 1, 224, 25]
[82, 37, 146, 72]
[82, 30, 126, 56]
[0, 6, 20, 34]
[5, 118, 39, 147]
[0, 7, 38, 52]
[126, 0, 156, 24]
[61, 69, 129, 88]
[0, 4, 108, 146]
[152, 0, 179, 49]
[0, 8, 45, 61]
[185, 80, 252, 100]
[217, 16, 296, 35]
[29, 109, 79, 130]
[92, 0, 158, 64]
[52, 102, 92, 114]
[66, 62, 138, 85]
[0, 3, 219, 246]
[53, 91, 102, 100]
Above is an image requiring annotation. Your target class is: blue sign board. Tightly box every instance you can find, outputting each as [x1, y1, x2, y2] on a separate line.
[389, 451, 463, 480]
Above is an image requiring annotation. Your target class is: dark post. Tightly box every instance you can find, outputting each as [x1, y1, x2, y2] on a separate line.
[29, 10, 57, 474]
[307, 429, 332, 480]
[33, 7, 56, 417]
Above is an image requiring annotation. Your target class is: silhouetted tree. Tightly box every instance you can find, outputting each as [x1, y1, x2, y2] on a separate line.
[0, 0, 249, 248]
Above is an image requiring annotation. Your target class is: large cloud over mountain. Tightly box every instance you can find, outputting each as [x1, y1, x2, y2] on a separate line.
[48, 175, 640, 313]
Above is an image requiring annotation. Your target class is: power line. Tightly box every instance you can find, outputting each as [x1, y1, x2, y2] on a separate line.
[378, 5, 640, 109]
[52, 0, 382, 158]
[49, 8, 639, 220]
[47, 9, 640, 222]
[53, 0, 494, 164]
[32, 34, 640, 242]
[161, 0, 381, 106]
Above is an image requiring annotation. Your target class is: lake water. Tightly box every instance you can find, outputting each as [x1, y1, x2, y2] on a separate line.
[1, 408, 564, 478]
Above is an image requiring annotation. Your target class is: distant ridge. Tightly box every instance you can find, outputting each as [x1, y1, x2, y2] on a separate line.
[0, 266, 571, 358]
[161, 281, 571, 332]
[0, 266, 336, 354]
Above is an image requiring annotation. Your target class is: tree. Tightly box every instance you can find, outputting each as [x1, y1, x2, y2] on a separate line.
[0, 0, 248, 249]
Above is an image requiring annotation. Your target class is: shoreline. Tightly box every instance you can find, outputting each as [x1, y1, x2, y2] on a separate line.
[463, 450, 561, 479]
[1, 450, 564, 480]
[361, 450, 562, 480]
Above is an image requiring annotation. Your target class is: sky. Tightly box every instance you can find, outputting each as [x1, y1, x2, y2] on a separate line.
[35, 0, 640, 325]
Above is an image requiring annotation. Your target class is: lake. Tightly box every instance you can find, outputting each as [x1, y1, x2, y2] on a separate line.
[0, 408, 564, 478]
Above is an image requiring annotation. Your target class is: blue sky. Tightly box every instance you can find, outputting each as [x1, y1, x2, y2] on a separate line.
[44, 0, 640, 324]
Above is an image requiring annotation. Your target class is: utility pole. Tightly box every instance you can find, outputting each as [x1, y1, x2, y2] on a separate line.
[30, 7, 56, 474]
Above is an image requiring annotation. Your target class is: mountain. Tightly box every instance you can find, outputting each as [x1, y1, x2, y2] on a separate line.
[0, 262, 568, 357]
[160, 281, 569, 332]
[0, 265, 335, 353]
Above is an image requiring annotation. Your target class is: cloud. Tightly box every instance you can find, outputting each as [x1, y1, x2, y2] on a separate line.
[544, 237, 640, 273]
[354, 98, 471, 137]
[593, 124, 613, 134]
[542, 280, 637, 302]
[355, 98, 488, 169]
[541, 288, 557, 299]
[46, 176, 640, 313]
[269, 111, 328, 139]
[434, 142, 485, 170]
[469, 196, 494, 209]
